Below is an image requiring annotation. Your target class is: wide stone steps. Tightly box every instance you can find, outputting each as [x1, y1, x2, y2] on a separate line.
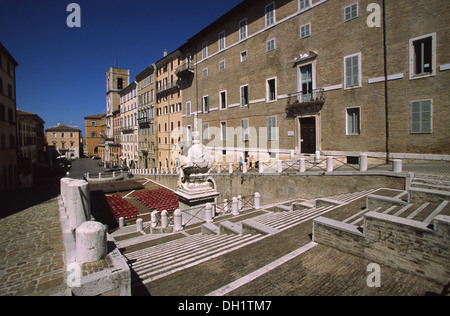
[125, 233, 265, 286]
[346, 198, 449, 227]
[252, 189, 379, 232]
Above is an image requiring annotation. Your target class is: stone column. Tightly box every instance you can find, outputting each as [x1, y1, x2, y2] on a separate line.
[254, 192, 261, 209]
[299, 158, 306, 173]
[393, 159, 403, 173]
[161, 210, 169, 228]
[205, 203, 213, 223]
[232, 197, 239, 216]
[174, 209, 183, 231]
[76, 221, 107, 264]
[67, 180, 91, 231]
[136, 218, 143, 232]
[326, 157, 334, 172]
[360, 154, 368, 172]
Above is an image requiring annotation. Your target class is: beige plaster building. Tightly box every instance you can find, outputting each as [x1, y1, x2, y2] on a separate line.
[155, 50, 184, 169]
[46, 124, 82, 160]
[136, 65, 158, 170]
[84, 114, 105, 158]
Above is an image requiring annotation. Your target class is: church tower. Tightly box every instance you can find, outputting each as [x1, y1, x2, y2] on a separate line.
[104, 67, 129, 164]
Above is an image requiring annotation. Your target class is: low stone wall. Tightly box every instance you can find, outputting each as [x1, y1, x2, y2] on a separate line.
[140, 172, 408, 206]
[313, 212, 450, 285]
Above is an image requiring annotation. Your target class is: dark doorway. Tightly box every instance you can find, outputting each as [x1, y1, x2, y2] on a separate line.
[300, 117, 316, 154]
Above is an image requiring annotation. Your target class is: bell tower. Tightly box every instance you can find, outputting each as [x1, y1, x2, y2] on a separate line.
[104, 67, 129, 165]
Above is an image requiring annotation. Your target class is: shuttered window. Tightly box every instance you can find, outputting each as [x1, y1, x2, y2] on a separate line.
[347, 108, 361, 135]
[411, 100, 432, 134]
[345, 54, 360, 88]
[242, 119, 249, 142]
[268, 117, 277, 141]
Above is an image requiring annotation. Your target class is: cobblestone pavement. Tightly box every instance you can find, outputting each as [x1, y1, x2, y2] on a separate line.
[0, 197, 66, 296]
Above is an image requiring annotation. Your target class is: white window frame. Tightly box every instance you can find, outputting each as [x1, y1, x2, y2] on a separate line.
[239, 18, 248, 41]
[267, 38, 276, 52]
[344, 3, 358, 22]
[220, 90, 227, 110]
[203, 123, 209, 141]
[218, 31, 226, 51]
[300, 23, 311, 39]
[241, 50, 248, 62]
[202, 68, 208, 78]
[266, 77, 277, 102]
[299, 0, 310, 11]
[241, 119, 249, 142]
[186, 101, 191, 117]
[265, 2, 276, 28]
[240, 85, 249, 107]
[268, 116, 277, 141]
[221, 122, 227, 141]
[410, 99, 433, 134]
[202, 42, 208, 59]
[202, 95, 210, 113]
[219, 60, 226, 71]
[409, 32, 437, 80]
[346, 107, 361, 135]
[344, 52, 362, 89]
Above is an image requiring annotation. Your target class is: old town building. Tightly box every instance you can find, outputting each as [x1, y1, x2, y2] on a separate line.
[119, 81, 138, 169]
[45, 124, 82, 159]
[136, 65, 157, 169]
[155, 50, 184, 169]
[16, 110, 45, 188]
[84, 114, 105, 158]
[177, 0, 450, 163]
[0, 42, 19, 191]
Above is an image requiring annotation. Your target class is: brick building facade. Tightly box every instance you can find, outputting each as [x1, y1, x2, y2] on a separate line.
[177, 0, 449, 163]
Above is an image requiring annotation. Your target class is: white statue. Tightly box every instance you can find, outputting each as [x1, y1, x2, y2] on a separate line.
[178, 116, 213, 193]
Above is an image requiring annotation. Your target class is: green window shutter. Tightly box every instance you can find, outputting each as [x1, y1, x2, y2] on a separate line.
[411, 100, 432, 133]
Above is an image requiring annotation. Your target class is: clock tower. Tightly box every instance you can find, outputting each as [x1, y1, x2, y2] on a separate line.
[104, 67, 129, 165]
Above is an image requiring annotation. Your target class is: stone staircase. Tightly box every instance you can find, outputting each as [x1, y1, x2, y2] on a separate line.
[124, 233, 265, 287]
[113, 188, 382, 289]
[312, 174, 450, 284]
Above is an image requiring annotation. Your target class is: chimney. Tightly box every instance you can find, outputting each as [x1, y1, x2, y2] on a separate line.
[163, 49, 168, 57]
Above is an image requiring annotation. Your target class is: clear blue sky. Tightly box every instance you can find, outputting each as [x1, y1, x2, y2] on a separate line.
[0, 0, 243, 137]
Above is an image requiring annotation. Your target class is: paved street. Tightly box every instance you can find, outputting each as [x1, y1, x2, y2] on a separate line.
[68, 157, 105, 180]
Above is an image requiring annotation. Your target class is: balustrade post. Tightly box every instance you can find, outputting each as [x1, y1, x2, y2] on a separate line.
[254, 192, 261, 209]
[360, 154, 368, 172]
[299, 158, 306, 173]
[174, 209, 182, 231]
[326, 157, 334, 172]
[161, 210, 168, 228]
[232, 197, 239, 216]
[136, 218, 143, 232]
[393, 159, 403, 173]
[205, 203, 213, 223]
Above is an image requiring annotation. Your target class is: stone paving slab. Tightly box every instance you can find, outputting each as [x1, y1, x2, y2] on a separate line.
[0, 197, 67, 296]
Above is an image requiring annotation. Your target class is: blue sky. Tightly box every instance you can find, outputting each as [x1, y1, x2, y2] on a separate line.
[0, 0, 243, 137]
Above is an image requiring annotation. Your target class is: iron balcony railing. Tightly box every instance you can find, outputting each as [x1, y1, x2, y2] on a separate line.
[286, 89, 325, 106]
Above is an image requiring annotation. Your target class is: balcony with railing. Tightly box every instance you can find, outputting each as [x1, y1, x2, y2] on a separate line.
[138, 116, 152, 126]
[286, 89, 325, 118]
[121, 125, 135, 134]
[175, 60, 194, 78]
[156, 81, 181, 97]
